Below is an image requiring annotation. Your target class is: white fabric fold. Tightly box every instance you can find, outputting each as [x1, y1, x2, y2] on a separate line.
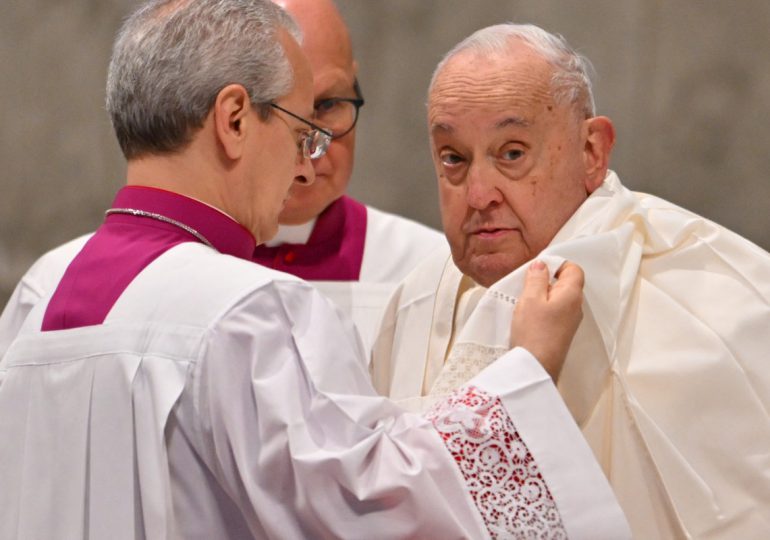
[373, 172, 770, 538]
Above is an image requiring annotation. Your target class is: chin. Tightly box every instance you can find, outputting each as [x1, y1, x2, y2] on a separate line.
[461, 253, 528, 287]
[279, 197, 321, 225]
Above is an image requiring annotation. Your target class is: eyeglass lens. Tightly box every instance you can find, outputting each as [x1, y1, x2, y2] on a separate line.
[303, 130, 331, 160]
[313, 99, 361, 139]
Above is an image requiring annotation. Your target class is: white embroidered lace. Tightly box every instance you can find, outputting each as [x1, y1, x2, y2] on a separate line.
[429, 342, 507, 398]
[427, 385, 567, 539]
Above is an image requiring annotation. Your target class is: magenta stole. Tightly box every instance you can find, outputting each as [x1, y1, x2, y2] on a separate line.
[42, 186, 256, 331]
[251, 195, 367, 281]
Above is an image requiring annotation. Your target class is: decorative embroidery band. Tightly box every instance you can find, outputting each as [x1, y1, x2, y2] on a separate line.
[426, 385, 567, 539]
[491, 290, 518, 306]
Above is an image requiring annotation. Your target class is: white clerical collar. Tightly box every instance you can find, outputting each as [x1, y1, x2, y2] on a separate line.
[264, 218, 318, 247]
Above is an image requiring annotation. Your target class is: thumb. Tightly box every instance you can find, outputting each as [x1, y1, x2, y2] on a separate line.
[520, 260, 549, 301]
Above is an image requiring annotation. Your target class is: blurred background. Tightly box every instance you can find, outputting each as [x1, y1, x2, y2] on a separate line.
[1, 1, 768, 306]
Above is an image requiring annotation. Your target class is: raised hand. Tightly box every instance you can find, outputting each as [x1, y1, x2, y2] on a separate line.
[510, 261, 585, 381]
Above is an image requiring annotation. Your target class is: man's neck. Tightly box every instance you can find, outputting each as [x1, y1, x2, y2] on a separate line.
[265, 218, 318, 246]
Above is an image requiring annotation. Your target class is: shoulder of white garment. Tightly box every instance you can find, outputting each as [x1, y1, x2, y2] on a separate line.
[369, 242, 453, 395]
[359, 205, 448, 283]
[28, 233, 92, 289]
[379, 238, 452, 311]
[0, 233, 92, 361]
[15, 233, 92, 301]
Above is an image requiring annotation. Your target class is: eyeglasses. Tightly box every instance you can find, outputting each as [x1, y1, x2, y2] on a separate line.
[269, 103, 332, 160]
[313, 79, 365, 139]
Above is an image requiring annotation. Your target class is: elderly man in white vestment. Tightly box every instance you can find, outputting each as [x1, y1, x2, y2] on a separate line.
[0, 2, 632, 539]
[371, 23, 770, 539]
[0, 0, 444, 358]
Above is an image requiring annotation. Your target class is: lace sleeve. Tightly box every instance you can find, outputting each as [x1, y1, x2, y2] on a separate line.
[426, 385, 568, 539]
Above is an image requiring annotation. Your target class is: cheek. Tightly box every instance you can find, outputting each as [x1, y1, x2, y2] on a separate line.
[438, 184, 467, 246]
[514, 176, 583, 244]
[326, 138, 355, 189]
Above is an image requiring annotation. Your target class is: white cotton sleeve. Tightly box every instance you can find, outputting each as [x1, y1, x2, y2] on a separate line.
[187, 281, 490, 539]
[187, 280, 628, 539]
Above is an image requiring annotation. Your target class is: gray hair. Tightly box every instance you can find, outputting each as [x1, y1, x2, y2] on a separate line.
[430, 23, 596, 118]
[106, 0, 301, 159]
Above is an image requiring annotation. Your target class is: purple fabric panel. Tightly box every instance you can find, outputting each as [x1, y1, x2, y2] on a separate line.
[42, 186, 256, 331]
[252, 195, 368, 280]
[41, 220, 189, 331]
[111, 186, 255, 259]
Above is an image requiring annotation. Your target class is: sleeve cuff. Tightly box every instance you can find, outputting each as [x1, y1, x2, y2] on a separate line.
[470, 347, 631, 540]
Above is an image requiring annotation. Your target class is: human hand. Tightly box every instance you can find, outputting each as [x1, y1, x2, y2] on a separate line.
[509, 260, 585, 382]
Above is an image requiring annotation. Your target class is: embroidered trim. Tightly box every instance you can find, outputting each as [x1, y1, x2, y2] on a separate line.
[427, 386, 567, 539]
[491, 290, 518, 306]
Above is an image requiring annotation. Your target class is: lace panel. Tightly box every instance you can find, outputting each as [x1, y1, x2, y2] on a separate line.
[428, 342, 506, 398]
[427, 385, 567, 539]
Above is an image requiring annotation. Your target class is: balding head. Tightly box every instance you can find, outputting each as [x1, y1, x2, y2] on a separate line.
[430, 23, 596, 121]
[274, 0, 354, 72]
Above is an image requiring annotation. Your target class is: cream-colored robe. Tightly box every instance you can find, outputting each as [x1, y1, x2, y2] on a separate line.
[372, 172, 770, 539]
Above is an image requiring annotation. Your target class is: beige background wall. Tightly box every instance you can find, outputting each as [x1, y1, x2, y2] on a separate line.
[1, 1, 768, 306]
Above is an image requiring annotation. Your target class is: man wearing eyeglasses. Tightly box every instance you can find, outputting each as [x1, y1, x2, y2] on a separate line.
[254, 0, 446, 352]
[0, 0, 444, 360]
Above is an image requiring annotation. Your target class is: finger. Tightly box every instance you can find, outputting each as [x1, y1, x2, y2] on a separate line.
[550, 262, 585, 303]
[553, 262, 585, 289]
[520, 259, 549, 300]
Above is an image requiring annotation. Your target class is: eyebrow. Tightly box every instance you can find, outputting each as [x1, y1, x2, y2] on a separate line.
[316, 80, 357, 100]
[431, 123, 454, 134]
[495, 116, 531, 129]
[431, 116, 531, 135]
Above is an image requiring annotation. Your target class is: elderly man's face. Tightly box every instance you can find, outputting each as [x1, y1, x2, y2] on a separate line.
[275, 0, 358, 225]
[429, 46, 596, 287]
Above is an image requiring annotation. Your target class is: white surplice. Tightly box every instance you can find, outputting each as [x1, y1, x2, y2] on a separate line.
[0, 207, 445, 360]
[0, 242, 629, 539]
[372, 171, 770, 539]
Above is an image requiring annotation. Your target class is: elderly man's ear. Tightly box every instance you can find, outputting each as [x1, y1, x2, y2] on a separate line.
[582, 116, 616, 193]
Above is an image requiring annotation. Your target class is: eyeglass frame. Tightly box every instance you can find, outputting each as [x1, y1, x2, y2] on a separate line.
[269, 102, 333, 160]
[313, 79, 366, 139]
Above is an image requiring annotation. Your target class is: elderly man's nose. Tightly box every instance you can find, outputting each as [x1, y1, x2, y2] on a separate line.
[465, 162, 502, 209]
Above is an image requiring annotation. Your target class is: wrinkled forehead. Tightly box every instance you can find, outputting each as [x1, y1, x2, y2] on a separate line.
[428, 48, 555, 127]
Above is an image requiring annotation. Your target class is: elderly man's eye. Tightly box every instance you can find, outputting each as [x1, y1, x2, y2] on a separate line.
[315, 99, 340, 116]
[439, 151, 464, 166]
[501, 148, 524, 161]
